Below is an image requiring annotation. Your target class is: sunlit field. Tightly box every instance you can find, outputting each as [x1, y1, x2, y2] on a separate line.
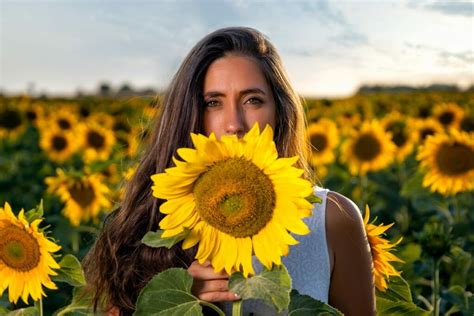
[0, 90, 472, 314]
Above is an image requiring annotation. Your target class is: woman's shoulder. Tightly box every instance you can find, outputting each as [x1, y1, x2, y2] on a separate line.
[324, 190, 368, 264]
[325, 190, 365, 236]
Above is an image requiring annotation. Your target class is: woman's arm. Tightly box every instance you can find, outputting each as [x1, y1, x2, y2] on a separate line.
[326, 191, 376, 315]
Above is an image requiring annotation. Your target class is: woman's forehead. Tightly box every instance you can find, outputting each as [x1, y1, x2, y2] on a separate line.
[203, 55, 271, 94]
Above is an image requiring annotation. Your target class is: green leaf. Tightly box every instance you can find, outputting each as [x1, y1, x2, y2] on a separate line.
[25, 199, 44, 223]
[6, 307, 37, 316]
[375, 276, 413, 303]
[442, 285, 474, 315]
[305, 193, 322, 204]
[398, 243, 422, 264]
[141, 229, 190, 249]
[228, 265, 292, 313]
[376, 297, 430, 316]
[54, 287, 95, 316]
[134, 268, 211, 316]
[288, 290, 342, 315]
[52, 254, 86, 287]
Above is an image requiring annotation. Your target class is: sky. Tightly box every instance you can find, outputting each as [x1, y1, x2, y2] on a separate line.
[1, 0, 473, 98]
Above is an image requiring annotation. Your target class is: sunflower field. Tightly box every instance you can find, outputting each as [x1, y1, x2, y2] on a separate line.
[0, 90, 472, 315]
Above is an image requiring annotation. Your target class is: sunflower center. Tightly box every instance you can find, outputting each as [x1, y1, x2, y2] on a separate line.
[52, 135, 67, 151]
[436, 142, 474, 175]
[353, 133, 381, 161]
[0, 110, 22, 130]
[0, 226, 40, 272]
[420, 128, 435, 140]
[310, 133, 328, 152]
[26, 110, 37, 121]
[194, 157, 275, 238]
[58, 118, 72, 130]
[386, 121, 407, 147]
[69, 183, 96, 208]
[87, 130, 105, 149]
[438, 111, 454, 126]
[113, 121, 131, 133]
[460, 117, 474, 132]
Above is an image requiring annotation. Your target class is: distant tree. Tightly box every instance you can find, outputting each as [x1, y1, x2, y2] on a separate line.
[98, 82, 113, 97]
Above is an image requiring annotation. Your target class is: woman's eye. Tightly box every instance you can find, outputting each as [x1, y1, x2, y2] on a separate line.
[246, 97, 263, 105]
[205, 100, 219, 107]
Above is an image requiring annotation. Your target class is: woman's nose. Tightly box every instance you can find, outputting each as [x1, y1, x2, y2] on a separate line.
[224, 103, 245, 137]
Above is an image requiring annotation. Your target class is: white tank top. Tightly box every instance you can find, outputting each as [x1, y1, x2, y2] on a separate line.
[221, 185, 331, 315]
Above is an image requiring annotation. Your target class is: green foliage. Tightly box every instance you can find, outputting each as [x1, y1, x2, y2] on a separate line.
[53, 287, 94, 316]
[288, 290, 342, 315]
[141, 228, 190, 249]
[229, 265, 292, 313]
[53, 255, 86, 287]
[134, 268, 207, 316]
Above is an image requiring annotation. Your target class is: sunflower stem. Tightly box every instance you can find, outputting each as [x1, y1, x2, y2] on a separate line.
[200, 301, 225, 316]
[35, 298, 43, 316]
[432, 258, 440, 316]
[71, 230, 79, 253]
[359, 174, 369, 209]
[452, 195, 461, 224]
[232, 300, 242, 316]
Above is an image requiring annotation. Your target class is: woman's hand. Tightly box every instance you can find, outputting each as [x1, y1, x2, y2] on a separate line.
[187, 260, 240, 302]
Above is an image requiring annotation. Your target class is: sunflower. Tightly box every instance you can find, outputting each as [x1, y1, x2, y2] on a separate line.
[363, 205, 404, 292]
[39, 128, 77, 162]
[460, 114, 474, 133]
[19, 101, 45, 127]
[78, 122, 116, 162]
[307, 118, 340, 166]
[340, 120, 396, 175]
[45, 169, 112, 226]
[151, 124, 314, 277]
[0, 202, 61, 304]
[433, 102, 465, 129]
[0, 106, 26, 140]
[116, 130, 139, 158]
[88, 112, 115, 129]
[416, 130, 474, 196]
[381, 113, 417, 162]
[40, 107, 79, 132]
[413, 118, 444, 144]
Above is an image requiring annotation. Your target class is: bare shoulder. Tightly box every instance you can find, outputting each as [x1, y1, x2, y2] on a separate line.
[326, 190, 365, 237]
[325, 191, 376, 315]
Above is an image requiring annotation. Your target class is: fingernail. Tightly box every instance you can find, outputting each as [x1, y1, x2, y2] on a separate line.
[234, 293, 240, 299]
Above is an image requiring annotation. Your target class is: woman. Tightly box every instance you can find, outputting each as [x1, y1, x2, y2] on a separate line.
[83, 26, 375, 315]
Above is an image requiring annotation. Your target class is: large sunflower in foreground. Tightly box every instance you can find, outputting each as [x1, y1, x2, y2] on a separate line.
[416, 130, 474, 196]
[340, 120, 396, 175]
[363, 205, 404, 292]
[151, 124, 314, 277]
[46, 169, 112, 226]
[0, 202, 61, 304]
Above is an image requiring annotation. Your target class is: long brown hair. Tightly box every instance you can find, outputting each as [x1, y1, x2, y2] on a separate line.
[82, 26, 312, 315]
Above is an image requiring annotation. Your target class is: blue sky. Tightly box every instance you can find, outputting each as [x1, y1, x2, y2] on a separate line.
[1, 0, 473, 97]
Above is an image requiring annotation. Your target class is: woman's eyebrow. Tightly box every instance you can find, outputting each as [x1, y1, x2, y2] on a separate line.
[203, 87, 267, 98]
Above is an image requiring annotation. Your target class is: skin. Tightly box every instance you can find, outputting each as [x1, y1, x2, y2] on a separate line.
[189, 54, 376, 315]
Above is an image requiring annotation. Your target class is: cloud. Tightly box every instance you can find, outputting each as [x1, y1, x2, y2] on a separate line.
[404, 41, 474, 68]
[407, 0, 473, 17]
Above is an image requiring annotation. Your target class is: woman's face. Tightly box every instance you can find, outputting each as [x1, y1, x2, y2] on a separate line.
[202, 54, 276, 138]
